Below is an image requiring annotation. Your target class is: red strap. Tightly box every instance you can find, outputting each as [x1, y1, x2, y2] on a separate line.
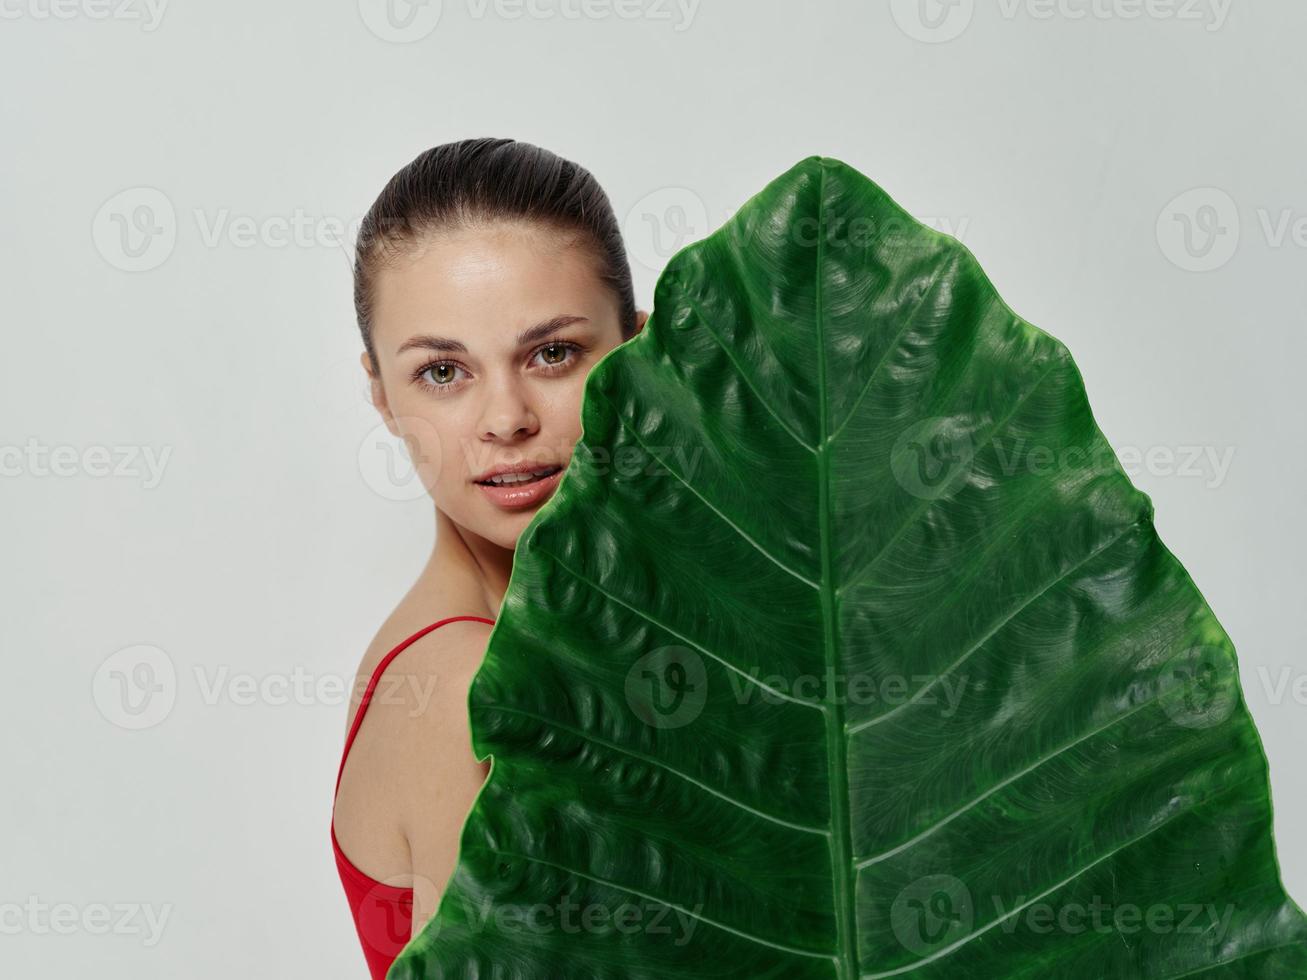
[334, 615, 495, 796]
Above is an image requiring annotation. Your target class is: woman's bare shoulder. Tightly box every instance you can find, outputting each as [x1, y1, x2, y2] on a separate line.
[374, 615, 495, 934]
[345, 576, 495, 732]
[332, 594, 495, 889]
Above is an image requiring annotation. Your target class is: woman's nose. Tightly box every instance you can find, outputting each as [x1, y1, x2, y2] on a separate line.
[476, 379, 539, 442]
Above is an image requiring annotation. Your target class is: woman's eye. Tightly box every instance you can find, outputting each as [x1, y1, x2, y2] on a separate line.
[420, 362, 464, 387]
[535, 342, 575, 368]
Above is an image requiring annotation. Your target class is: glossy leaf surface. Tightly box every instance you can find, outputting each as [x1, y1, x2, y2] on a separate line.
[391, 157, 1307, 979]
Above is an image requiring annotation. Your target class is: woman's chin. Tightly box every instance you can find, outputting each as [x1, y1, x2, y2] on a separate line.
[448, 488, 557, 551]
[473, 510, 535, 552]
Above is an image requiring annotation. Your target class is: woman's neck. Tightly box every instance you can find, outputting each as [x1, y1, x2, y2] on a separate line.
[430, 506, 514, 618]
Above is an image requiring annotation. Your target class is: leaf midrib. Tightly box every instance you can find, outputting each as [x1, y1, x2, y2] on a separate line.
[812, 160, 861, 980]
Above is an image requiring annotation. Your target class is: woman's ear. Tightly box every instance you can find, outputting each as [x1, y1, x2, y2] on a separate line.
[361, 350, 400, 437]
[634, 309, 649, 335]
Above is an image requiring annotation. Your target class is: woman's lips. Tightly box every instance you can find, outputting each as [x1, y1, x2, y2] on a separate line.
[474, 466, 564, 510]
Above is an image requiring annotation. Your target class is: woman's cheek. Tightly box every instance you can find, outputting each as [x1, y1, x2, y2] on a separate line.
[545, 380, 587, 447]
[391, 413, 447, 496]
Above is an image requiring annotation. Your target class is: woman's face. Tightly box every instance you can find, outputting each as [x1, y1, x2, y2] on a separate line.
[363, 221, 646, 550]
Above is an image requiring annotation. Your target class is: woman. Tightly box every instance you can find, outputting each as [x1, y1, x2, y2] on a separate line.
[330, 137, 648, 978]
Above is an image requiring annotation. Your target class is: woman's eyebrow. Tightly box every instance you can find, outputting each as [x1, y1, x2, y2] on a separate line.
[516, 314, 590, 347]
[396, 315, 590, 356]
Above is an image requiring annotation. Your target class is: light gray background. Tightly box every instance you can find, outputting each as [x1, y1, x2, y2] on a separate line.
[2, 1, 1303, 975]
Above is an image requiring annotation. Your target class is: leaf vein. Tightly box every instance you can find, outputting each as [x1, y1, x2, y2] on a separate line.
[592, 386, 820, 591]
[859, 781, 1248, 978]
[674, 282, 818, 455]
[495, 849, 838, 962]
[486, 704, 830, 836]
[837, 356, 1063, 599]
[826, 250, 964, 446]
[1158, 941, 1307, 979]
[539, 549, 825, 712]
[846, 517, 1143, 735]
[853, 683, 1164, 868]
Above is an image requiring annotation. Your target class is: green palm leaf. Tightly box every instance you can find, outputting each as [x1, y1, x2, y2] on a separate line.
[390, 156, 1307, 979]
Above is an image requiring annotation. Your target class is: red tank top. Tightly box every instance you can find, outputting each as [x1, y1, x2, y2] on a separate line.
[331, 615, 495, 979]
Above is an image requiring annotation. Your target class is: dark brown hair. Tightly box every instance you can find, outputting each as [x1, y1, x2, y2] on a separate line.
[353, 137, 638, 372]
